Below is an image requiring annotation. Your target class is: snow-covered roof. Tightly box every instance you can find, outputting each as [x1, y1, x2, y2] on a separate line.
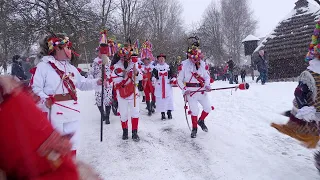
[252, 0, 320, 80]
[254, 0, 320, 53]
[242, 35, 260, 43]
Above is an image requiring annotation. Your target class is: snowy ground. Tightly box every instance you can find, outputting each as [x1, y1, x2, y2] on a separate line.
[77, 77, 319, 180]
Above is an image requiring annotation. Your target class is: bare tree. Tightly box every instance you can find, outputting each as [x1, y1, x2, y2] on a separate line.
[119, 0, 139, 41]
[221, 0, 257, 64]
[197, 2, 225, 65]
[141, 0, 185, 61]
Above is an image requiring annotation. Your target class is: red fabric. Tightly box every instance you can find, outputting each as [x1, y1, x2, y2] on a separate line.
[110, 66, 115, 71]
[159, 72, 168, 98]
[199, 111, 209, 121]
[121, 121, 128, 129]
[0, 89, 78, 180]
[70, 150, 76, 157]
[143, 81, 155, 102]
[131, 117, 139, 130]
[142, 68, 154, 99]
[29, 67, 37, 87]
[238, 83, 247, 90]
[191, 116, 198, 128]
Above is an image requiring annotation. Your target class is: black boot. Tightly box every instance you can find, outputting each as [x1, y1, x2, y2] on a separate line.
[146, 101, 152, 116]
[151, 101, 156, 113]
[122, 128, 128, 140]
[315, 151, 320, 174]
[167, 110, 172, 119]
[142, 96, 146, 102]
[112, 99, 118, 116]
[198, 120, 208, 132]
[105, 106, 111, 124]
[161, 112, 166, 120]
[97, 106, 105, 121]
[191, 128, 197, 138]
[132, 130, 140, 142]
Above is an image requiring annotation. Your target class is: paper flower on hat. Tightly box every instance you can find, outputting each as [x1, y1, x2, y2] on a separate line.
[187, 46, 203, 62]
[140, 40, 154, 60]
[306, 20, 320, 61]
[47, 36, 73, 55]
[117, 43, 133, 61]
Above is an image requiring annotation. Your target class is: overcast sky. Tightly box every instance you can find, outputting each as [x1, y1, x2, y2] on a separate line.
[179, 0, 318, 38]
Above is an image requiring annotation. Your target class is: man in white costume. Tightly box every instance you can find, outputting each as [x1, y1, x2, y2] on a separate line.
[177, 39, 213, 138]
[111, 44, 143, 142]
[31, 34, 103, 156]
[152, 54, 175, 120]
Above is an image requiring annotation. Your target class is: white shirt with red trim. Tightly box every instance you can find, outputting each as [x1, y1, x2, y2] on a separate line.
[152, 63, 173, 98]
[177, 59, 211, 94]
[31, 56, 99, 124]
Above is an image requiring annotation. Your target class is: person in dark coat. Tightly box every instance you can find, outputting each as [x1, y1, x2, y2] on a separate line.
[227, 58, 234, 84]
[255, 50, 268, 85]
[240, 68, 246, 82]
[21, 57, 33, 80]
[11, 55, 27, 81]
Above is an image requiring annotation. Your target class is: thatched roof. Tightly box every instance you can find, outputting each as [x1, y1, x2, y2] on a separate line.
[254, 0, 320, 80]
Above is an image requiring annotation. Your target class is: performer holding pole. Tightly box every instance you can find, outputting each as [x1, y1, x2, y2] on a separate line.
[111, 43, 142, 141]
[177, 37, 214, 138]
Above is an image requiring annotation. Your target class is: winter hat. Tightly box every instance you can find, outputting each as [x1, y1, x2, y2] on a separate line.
[306, 20, 320, 61]
[157, 53, 166, 59]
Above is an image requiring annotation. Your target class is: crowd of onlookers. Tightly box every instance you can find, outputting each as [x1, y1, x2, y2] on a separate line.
[2, 49, 269, 86]
[209, 50, 269, 85]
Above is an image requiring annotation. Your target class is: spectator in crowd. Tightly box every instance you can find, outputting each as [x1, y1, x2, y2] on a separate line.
[254, 50, 268, 85]
[11, 55, 27, 81]
[240, 68, 246, 83]
[227, 58, 234, 84]
[21, 57, 33, 80]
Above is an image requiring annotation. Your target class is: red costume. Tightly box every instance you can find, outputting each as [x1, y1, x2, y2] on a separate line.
[0, 86, 78, 179]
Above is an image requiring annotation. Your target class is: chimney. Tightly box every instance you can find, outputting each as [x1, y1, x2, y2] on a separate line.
[294, 0, 309, 9]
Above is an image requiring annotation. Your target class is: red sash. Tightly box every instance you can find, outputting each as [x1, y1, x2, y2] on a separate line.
[48, 62, 77, 101]
[159, 72, 168, 98]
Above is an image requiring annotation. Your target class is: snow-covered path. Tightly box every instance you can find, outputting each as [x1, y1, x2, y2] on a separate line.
[78, 79, 319, 180]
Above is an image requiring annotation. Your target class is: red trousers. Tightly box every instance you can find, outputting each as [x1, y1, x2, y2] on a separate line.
[143, 81, 155, 102]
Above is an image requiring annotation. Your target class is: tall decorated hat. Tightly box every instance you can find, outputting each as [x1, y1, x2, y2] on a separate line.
[140, 40, 154, 60]
[117, 43, 133, 61]
[187, 36, 203, 62]
[98, 29, 117, 57]
[306, 20, 320, 61]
